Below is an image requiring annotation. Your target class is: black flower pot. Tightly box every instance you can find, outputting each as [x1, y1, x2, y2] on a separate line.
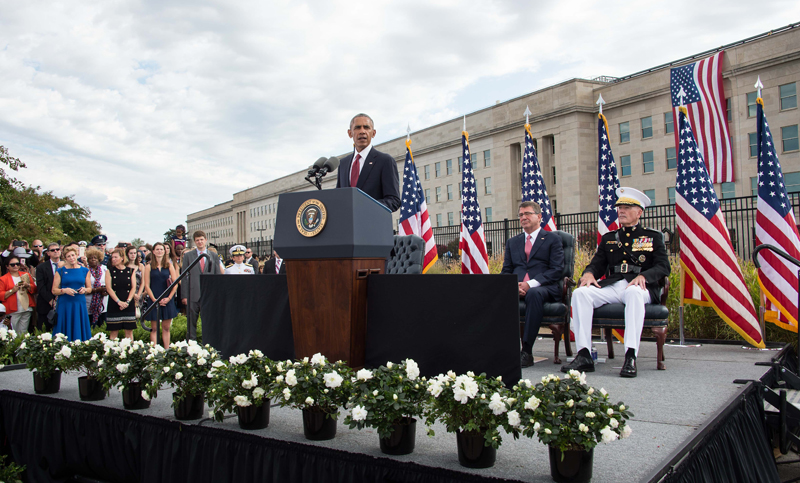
[174, 392, 205, 420]
[78, 376, 106, 401]
[237, 401, 271, 430]
[122, 382, 152, 410]
[302, 407, 337, 440]
[548, 445, 594, 483]
[33, 370, 62, 394]
[456, 429, 496, 469]
[379, 417, 417, 455]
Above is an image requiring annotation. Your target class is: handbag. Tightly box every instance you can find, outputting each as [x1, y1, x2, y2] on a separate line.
[47, 296, 58, 324]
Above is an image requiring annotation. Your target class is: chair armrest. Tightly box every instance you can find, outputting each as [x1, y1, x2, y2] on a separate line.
[660, 275, 670, 306]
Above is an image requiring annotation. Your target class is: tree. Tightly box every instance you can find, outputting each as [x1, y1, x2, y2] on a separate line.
[163, 228, 177, 242]
[130, 238, 145, 248]
[0, 145, 102, 245]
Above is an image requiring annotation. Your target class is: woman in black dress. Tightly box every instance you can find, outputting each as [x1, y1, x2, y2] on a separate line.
[105, 249, 137, 340]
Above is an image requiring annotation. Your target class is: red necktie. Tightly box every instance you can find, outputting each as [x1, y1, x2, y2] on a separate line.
[275, 258, 281, 274]
[350, 154, 361, 188]
[199, 254, 206, 272]
[523, 235, 532, 282]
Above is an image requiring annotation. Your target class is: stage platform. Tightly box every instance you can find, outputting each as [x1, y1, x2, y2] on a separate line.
[0, 341, 780, 482]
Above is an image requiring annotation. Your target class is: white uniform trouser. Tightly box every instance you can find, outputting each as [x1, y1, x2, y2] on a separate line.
[571, 279, 651, 356]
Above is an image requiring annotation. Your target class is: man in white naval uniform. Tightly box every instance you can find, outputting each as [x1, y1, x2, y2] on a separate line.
[224, 245, 255, 275]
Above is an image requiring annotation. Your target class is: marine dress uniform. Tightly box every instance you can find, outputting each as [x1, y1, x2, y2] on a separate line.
[564, 187, 670, 377]
[224, 245, 255, 275]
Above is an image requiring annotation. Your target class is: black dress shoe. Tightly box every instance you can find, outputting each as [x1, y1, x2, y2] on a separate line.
[620, 356, 637, 378]
[560, 353, 595, 373]
[520, 351, 534, 368]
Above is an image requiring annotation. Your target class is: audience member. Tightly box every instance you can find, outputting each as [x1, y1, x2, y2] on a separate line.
[171, 225, 188, 250]
[105, 248, 136, 340]
[262, 250, 285, 274]
[30, 240, 44, 267]
[0, 256, 37, 333]
[144, 242, 178, 346]
[181, 231, 221, 340]
[85, 247, 108, 328]
[52, 245, 92, 341]
[225, 245, 256, 274]
[34, 243, 61, 331]
[125, 246, 146, 316]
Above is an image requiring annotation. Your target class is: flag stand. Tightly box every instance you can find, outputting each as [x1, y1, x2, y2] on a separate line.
[741, 290, 782, 351]
[666, 264, 701, 348]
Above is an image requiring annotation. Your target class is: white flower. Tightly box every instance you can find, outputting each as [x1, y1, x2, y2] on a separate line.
[452, 374, 479, 404]
[524, 395, 541, 411]
[175, 372, 183, 380]
[586, 412, 596, 418]
[566, 399, 574, 408]
[428, 382, 444, 398]
[587, 387, 594, 395]
[324, 371, 343, 388]
[600, 388, 607, 397]
[229, 354, 249, 365]
[393, 394, 398, 401]
[405, 359, 420, 380]
[351, 405, 368, 421]
[568, 369, 587, 384]
[372, 390, 379, 396]
[186, 363, 192, 368]
[489, 393, 507, 415]
[40, 333, 52, 341]
[621, 424, 632, 439]
[276, 362, 284, 372]
[282, 388, 291, 400]
[141, 390, 151, 401]
[609, 418, 619, 428]
[212, 360, 224, 368]
[241, 373, 259, 390]
[18, 342, 26, 350]
[56, 346, 72, 359]
[619, 404, 626, 411]
[545, 428, 552, 434]
[197, 358, 207, 366]
[310, 353, 326, 365]
[356, 368, 373, 381]
[386, 361, 393, 369]
[253, 387, 265, 398]
[285, 369, 298, 386]
[275, 375, 284, 383]
[607, 408, 614, 416]
[250, 349, 264, 358]
[163, 366, 170, 373]
[447, 370, 456, 379]
[305, 397, 315, 405]
[579, 423, 589, 433]
[234, 395, 252, 407]
[507, 410, 521, 427]
[533, 422, 541, 431]
[600, 426, 618, 443]
[116, 363, 129, 373]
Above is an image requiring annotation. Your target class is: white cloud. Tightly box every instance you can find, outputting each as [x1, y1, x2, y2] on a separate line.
[1, 0, 797, 243]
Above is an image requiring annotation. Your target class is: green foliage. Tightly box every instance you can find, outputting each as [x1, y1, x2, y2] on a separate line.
[0, 454, 25, 483]
[344, 360, 428, 439]
[510, 371, 632, 451]
[16, 332, 71, 378]
[422, 371, 515, 449]
[89, 314, 202, 345]
[146, 340, 220, 405]
[95, 338, 163, 393]
[206, 350, 276, 422]
[0, 326, 23, 368]
[272, 354, 354, 417]
[130, 238, 145, 248]
[163, 228, 177, 242]
[63, 333, 109, 378]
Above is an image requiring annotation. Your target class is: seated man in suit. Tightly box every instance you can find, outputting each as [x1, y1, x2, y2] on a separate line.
[501, 201, 564, 368]
[262, 251, 285, 275]
[335, 113, 401, 212]
[561, 187, 670, 378]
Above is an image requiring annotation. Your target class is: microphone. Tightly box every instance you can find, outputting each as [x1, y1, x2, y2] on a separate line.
[306, 157, 328, 176]
[317, 156, 340, 177]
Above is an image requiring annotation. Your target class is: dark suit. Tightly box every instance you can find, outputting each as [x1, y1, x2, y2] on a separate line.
[35, 259, 59, 331]
[181, 249, 222, 340]
[261, 258, 286, 275]
[336, 147, 401, 212]
[501, 230, 564, 348]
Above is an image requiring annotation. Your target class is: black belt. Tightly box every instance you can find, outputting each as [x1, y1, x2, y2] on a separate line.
[612, 263, 641, 274]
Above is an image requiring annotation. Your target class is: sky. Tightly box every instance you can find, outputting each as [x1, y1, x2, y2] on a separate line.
[1, 1, 798, 245]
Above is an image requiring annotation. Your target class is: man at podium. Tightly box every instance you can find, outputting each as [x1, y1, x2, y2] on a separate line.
[336, 113, 401, 212]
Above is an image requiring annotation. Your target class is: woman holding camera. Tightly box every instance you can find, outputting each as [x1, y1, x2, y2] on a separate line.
[0, 256, 37, 333]
[52, 245, 93, 341]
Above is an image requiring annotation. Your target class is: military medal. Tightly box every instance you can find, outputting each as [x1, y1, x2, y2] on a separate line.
[639, 254, 646, 262]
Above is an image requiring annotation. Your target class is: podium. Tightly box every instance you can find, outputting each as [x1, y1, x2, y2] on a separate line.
[273, 188, 393, 367]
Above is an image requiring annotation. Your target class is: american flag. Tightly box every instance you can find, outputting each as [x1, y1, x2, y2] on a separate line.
[755, 97, 800, 332]
[675, 107, 764, 348]
[670, 51, 733, 183]
[597, 114, 620, 244]
[398, 138, 439, 273]
[459, 130, 489, 274]
[522, 125, 556, 231]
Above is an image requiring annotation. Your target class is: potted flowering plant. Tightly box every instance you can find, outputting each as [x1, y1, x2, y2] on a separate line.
[272, 353, 353, 440]
[0, 327, 20, 370]
[206, 350, 275, 430]
[64, 333, 110, 401]
[96, 338, 164, 410]
[423, 371, 515, 469]
[147, 340, 220, 420]
[16, 332, 71, 394]
[344, 359, 428, 455]
[511, 370, 633, 483]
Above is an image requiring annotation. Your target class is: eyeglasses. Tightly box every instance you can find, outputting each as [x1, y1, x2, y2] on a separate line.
[8, 262, 20, 267]
[518, 212, 540, 218]
[33, 244, 43, 248]
[49, 248, 61, 252]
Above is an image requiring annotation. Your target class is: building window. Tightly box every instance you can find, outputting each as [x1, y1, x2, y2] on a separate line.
[424, 165, 430, 180]
[747, 92, 758, 118]
[472, 153, 480, 169]
[435, 162, 441, 177]
[447, 184, 453, 201]
[457, 156, 462, 170]
[447, 212, 454, 226]
[446, 159, 453, 176]
[726, 98, 732, 122]
[781, 83, 797, 111]
[782, 125, 799, 152]
[751, 176, 758, 196]
[435, 186, 442, 202]
[436, 213, 442, 227]
[749, 133, 758, 158]
[665, 112, 674, 134]
[668, 187, 676, 204]
[619, 122, 630, 143]
[484, 177, 492, 195]
[644, 189, 655, 205]
[666, 147, 677, 170]
[641, 116, 653, 139]
[643, 151, 654, 173]
[552, 167, 556, 185]
[458, 182, 462, 199]
[620, 155, 631, 177]
[484, 150, 491, 168]
[721, 182, 735, 199]
[485, 207, 493, 222]
[786, 172, 800, 193]
[425, 189, 431, 202]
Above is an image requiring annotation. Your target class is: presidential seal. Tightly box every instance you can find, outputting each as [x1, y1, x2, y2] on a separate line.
[296, 199, 327, 237]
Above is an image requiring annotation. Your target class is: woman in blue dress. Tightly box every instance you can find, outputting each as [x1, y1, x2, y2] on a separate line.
[52, 245, 93, 341]
[144, 242, 178, 347]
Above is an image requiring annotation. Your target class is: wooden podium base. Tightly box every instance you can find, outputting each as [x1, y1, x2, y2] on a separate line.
[286, 258, 385, 367]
